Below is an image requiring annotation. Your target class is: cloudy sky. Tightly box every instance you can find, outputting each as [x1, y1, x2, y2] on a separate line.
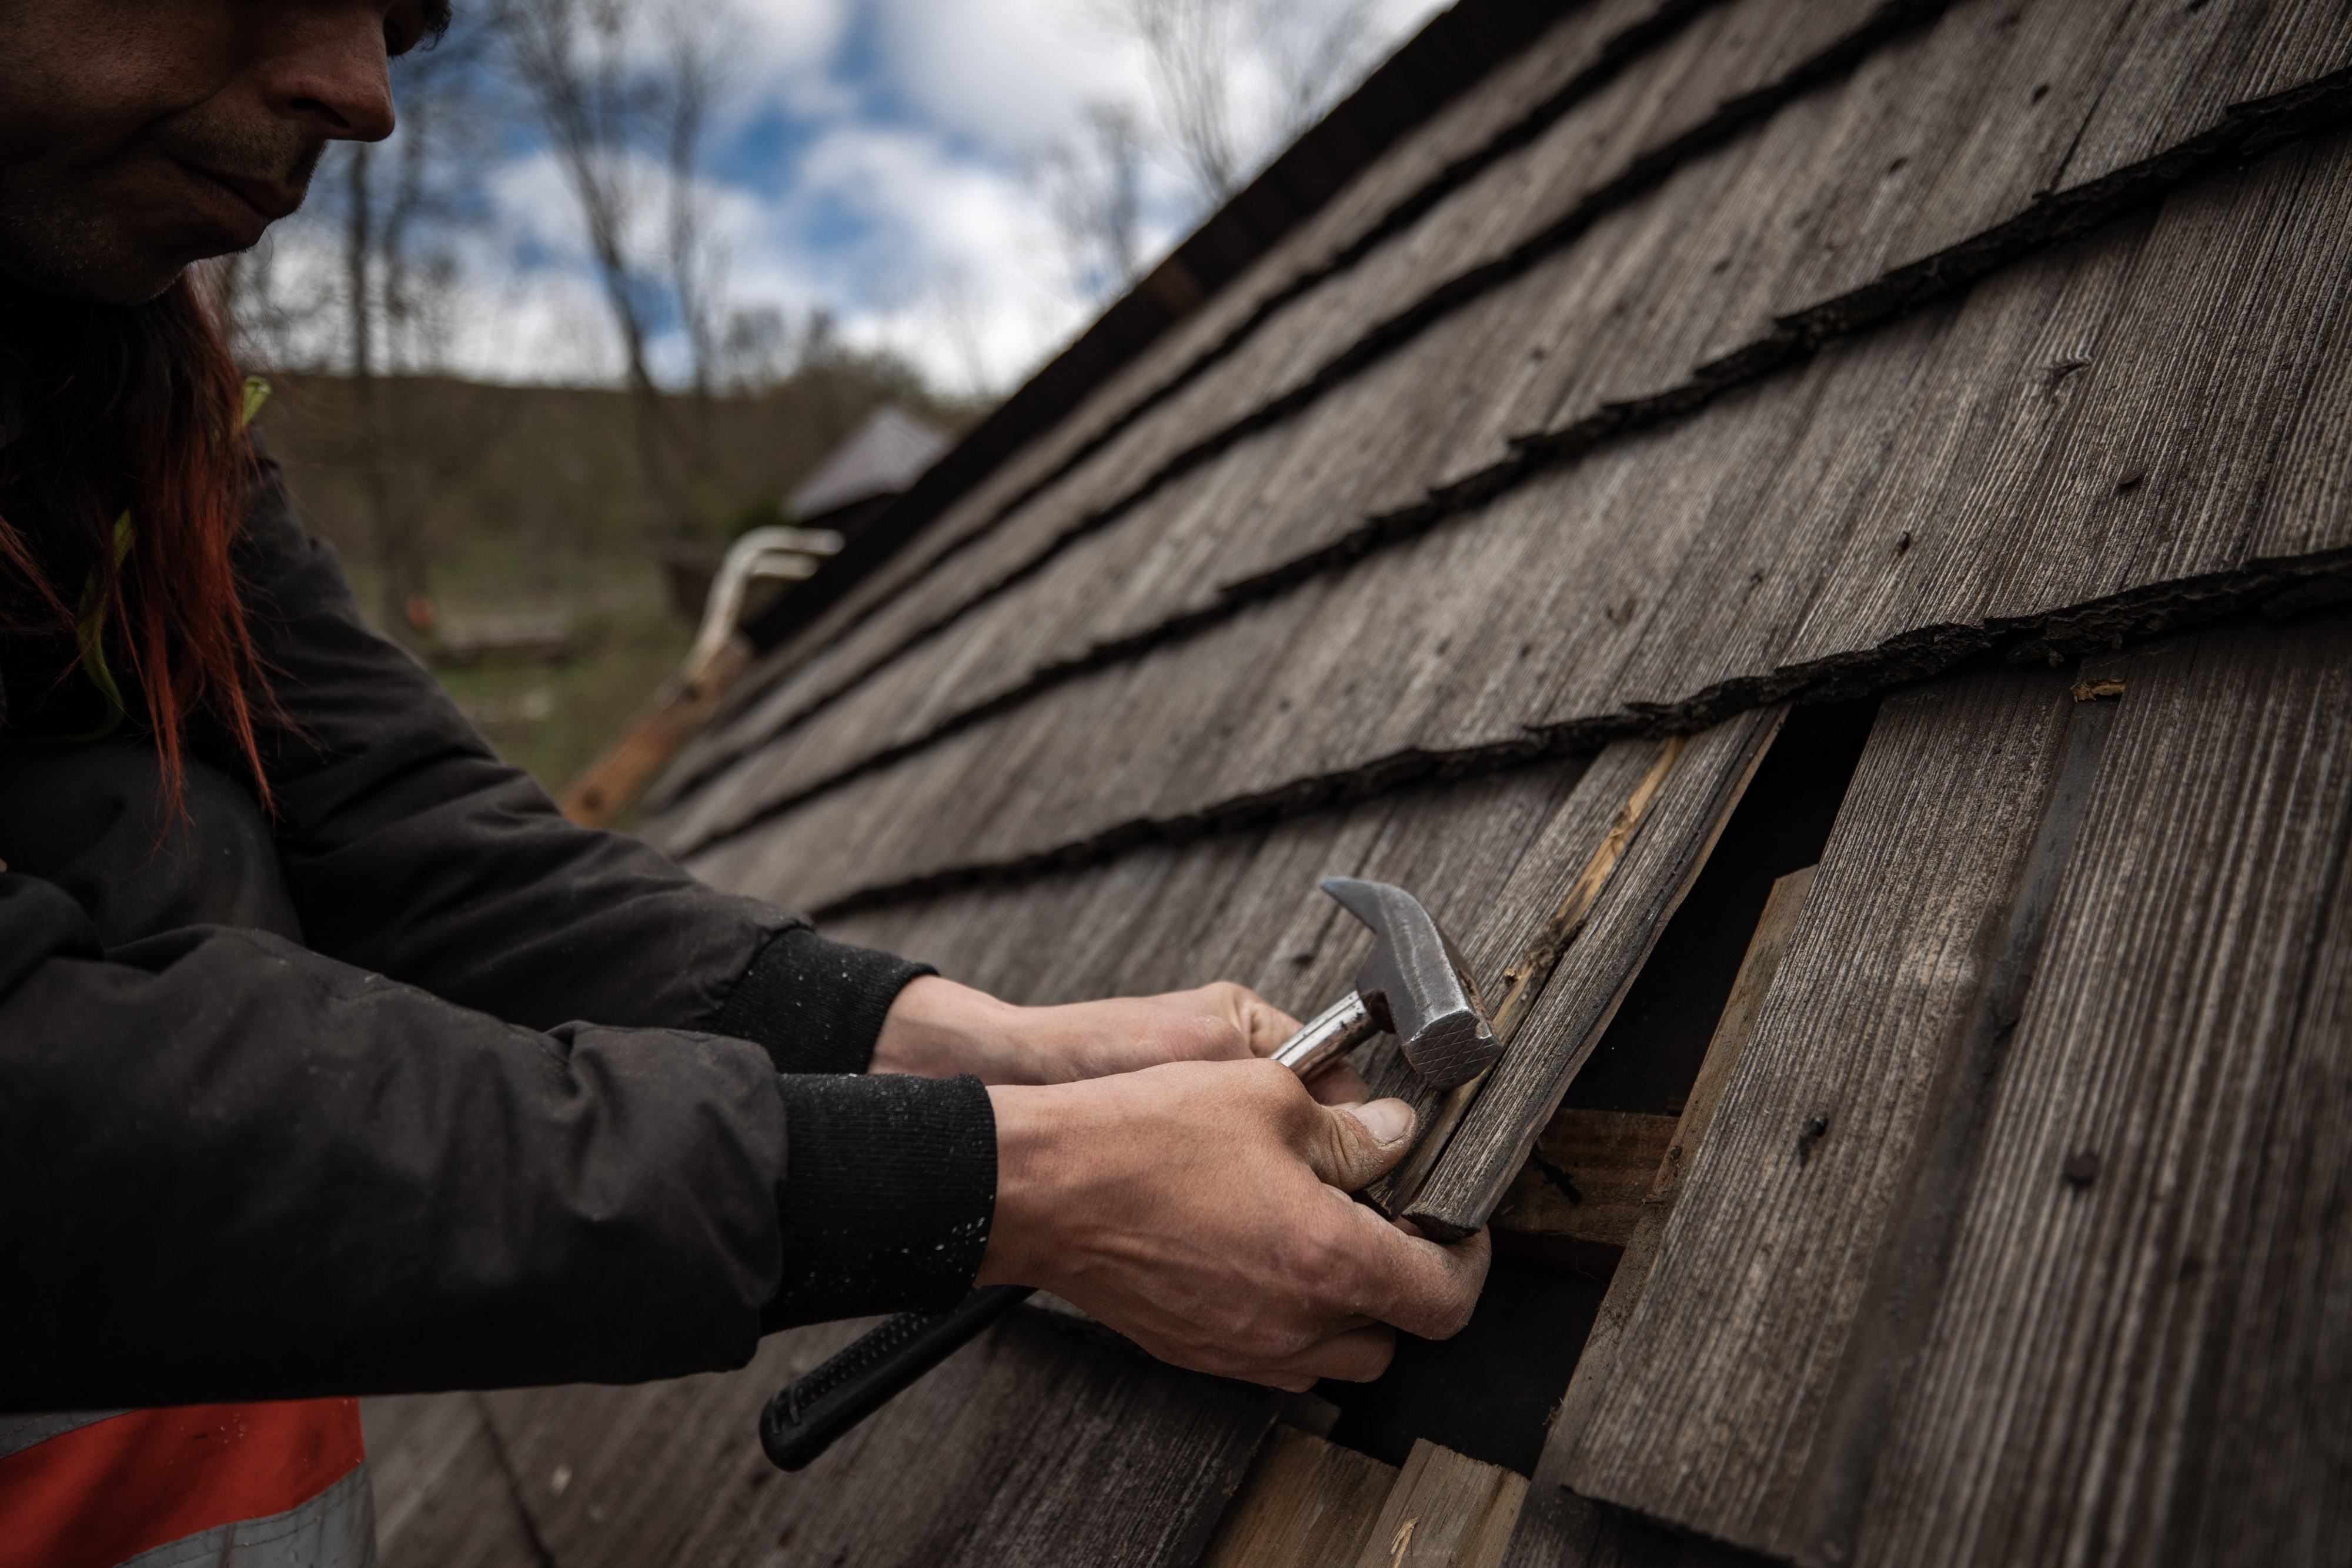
[260, 0, 1446, 397]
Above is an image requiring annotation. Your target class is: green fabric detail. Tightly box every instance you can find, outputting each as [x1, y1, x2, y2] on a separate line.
[51, 512, 138, 743]
[6, 513, 138, 746]
[5, 377, 256, 744]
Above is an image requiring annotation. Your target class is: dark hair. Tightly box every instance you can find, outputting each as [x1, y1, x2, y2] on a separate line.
[0, 272, 273, 813]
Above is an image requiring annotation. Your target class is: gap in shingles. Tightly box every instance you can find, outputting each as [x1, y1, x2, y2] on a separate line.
[1562, 693, 1882, 1117]
[1314, 694, 1882, 1477]
[1319, 1254, 1608, 1475]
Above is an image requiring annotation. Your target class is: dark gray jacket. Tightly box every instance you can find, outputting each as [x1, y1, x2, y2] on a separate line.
[0, 453, 994, 1412]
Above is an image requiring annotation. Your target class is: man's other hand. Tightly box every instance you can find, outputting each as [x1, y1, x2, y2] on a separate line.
[974, 1059, 1488, 1389]
[872, 975, 1371, 1104]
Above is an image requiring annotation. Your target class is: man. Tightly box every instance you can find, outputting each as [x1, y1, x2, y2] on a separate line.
[0, 3, 1489, 1563]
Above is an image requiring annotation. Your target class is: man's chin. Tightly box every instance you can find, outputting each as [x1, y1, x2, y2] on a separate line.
[0, 223, 239, 306]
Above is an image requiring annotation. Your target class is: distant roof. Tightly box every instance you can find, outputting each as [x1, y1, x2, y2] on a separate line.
[786, 404, 951, 521]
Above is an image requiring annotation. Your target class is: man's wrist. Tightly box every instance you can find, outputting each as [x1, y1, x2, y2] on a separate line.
[971, 1082, 1072, 1289]
[871, 976, 1046, 1083]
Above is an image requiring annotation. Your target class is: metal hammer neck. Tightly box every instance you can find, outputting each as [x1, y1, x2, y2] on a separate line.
[1271, 991, 1382, 1080]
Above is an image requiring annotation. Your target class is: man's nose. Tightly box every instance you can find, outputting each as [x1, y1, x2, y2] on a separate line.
[255, 2, 399, 144]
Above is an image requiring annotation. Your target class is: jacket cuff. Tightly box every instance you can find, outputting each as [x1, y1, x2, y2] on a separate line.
[716, 926, 936, 1075]
[763, 1072, 997, 1328]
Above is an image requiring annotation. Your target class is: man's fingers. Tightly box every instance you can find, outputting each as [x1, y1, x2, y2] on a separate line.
[1302, 1059, 1371, 1105]
[1351, 1216, 1491, 1342]
[1301, 1098, 1417, 1191]
[1225, 986, 1302, 1057]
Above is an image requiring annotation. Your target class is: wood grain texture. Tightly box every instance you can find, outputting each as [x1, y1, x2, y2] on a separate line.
[1561, 663, 2088, 1559]
[1489, 1109, 1681, 1248]
[1850, 614, 2352, 1568]
[1786, 123, 2352, 669]
[653, 111, 2352, 892]
[653, 0, 1914, 815]
[1369, 740, 1688, 1214]
[364, 1392, 551, 1568]
[658, 0, 2352, 838]
[2054, 0, 2352, 193]
[475, 1310, 1273, 1568]
[1504, 867, 1816, 1568]
[1352, 1440, 1531, 1568]
[1405, 708, 1785, 1239]
[659, 0, 1702, 800]
[1198, 1424, 1398, 1568]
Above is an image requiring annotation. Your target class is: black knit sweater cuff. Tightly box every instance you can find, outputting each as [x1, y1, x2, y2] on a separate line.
[763, 1072, 997, 1328]
[716, 926, 936, 1076]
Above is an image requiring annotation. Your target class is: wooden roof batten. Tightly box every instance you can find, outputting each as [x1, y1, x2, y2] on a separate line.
[378, 4, 2352, 1565]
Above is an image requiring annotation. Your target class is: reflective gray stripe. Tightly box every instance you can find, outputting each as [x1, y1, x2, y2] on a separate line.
[113, 1460, 376, 1568]
[0, 1409, 129, 1461]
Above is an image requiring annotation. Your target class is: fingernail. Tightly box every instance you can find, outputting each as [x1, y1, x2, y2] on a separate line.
[1351, 1099, 1414, 1145]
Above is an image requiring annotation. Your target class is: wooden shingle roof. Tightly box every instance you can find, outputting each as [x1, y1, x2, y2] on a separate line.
[374, 2, 2352, 1563]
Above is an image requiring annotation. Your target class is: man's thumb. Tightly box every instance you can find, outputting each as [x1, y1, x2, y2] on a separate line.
[1308, 1099, 1418, 1191]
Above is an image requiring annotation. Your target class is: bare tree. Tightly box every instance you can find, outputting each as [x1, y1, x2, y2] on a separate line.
[343, 142, 430, 639]
[1127, 0, 1243, 203]
[1257, 0, 1380, 145]
[1106, 0, 1378, 211]
[659, 4, 737, 415]
[1036, 100, 1146, 302]
[501, 0, 689, 549]
[324, 29, 497, 639]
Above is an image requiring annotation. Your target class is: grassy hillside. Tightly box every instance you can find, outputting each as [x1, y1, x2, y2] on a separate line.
[249, 368, 980, 804]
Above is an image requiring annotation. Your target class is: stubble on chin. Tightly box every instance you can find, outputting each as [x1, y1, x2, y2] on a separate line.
[0, 106, 323, 303]
[151, 96, 326, 196]
[0, 173, 159, 302]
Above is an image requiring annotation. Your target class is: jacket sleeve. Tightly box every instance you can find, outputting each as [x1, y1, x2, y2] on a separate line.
[0, 875, 995, 1411]
[214, 449, 1010, 1318]
[215, 452, 924, 1072]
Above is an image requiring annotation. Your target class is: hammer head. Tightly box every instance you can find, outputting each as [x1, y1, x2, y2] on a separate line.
[1321, 877, 1498, 1089]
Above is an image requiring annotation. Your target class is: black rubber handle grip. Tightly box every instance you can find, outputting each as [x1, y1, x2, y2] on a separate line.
[760, 1284, 1034, 1470]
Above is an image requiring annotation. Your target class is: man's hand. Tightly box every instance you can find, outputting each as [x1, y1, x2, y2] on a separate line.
[873, 975, 1371, 1103]
[975, 1059, 1489, 1390]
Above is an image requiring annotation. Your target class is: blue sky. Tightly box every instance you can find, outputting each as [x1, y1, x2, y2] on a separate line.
[276, 0, 1446, 396]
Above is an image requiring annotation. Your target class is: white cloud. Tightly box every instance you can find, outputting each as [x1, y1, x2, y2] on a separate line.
[873, 0, 1152, 151]
[270, 0, 1456, 398]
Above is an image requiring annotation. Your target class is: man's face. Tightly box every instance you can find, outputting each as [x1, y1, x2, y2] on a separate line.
[0, 0, 442, 304]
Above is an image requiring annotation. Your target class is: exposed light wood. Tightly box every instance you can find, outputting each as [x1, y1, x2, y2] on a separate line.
[1351, 1440, 1531, 1568]
[1405, 707, 1785, 1239]
[1488, 1108, 1682, 1249]
[1504, 865, 1816, 1567]
[1198, 1424, 1398, 1568]
[1372, 740, 1687, 1213]
[557, 638, 752, 827]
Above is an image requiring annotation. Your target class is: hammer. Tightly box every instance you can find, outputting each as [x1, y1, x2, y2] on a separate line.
[759, 877, 1496, 1471]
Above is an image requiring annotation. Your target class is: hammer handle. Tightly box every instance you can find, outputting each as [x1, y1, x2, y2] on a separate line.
[759, 997, 1381, 1471]
[761, 1284, 1033, 1470]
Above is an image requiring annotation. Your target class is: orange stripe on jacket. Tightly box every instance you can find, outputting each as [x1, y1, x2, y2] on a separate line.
[0, 1399, 364, 1568]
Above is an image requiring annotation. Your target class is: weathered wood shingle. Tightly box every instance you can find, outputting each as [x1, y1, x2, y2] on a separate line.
[483, 4, 2352, 1562]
